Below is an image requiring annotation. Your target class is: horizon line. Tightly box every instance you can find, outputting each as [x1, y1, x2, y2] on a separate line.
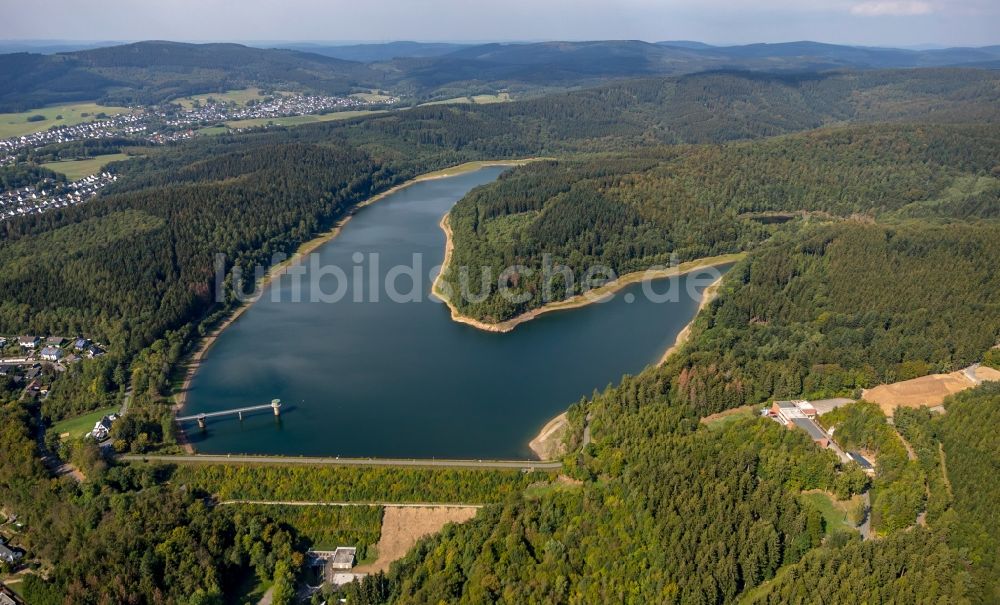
[1, 38, 999, 50]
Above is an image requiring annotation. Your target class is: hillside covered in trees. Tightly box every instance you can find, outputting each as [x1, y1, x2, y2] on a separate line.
[1, 64, 999, 604]
[333, 219, 1000, 604]
[440, 122, 1000, 321]
[3, 39, 1000, 112]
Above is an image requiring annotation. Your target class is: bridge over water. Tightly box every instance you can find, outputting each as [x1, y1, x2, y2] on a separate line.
[176, 399, 282, 428]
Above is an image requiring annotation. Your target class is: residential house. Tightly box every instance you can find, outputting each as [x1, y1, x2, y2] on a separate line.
[45, 336, 66, 347]
[17, 336, 38, 348]
[0, 337, 7, 348]
[0, 539, 22, 565]
[73, 338, 91, 351]
[40, 346, 63, 362]
[86, 345, 105, 358]
[90, 414, 118, 441]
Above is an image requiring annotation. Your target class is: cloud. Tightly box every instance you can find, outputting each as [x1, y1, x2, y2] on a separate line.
[850, 1, 933, 16]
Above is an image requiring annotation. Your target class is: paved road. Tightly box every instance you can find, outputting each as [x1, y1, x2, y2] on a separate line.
[122, 453, 562, 471]
[119, 384, 133, 416]
[859, 491, 873, 540]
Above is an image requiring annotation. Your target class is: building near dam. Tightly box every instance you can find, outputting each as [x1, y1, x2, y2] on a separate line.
[766, 400, 829, 447]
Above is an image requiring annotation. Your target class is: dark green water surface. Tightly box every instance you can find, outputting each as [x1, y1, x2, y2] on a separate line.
[184, 167, 728, 458]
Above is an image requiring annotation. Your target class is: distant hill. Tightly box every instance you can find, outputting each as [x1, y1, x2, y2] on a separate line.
[0, 40, 123, 54]
[657, 40, 717, 49]
[278, 41, 473, 62]
[391, 40, 1000, 94]
[2, 39, 999, 112]
[0, 41, 379, 111]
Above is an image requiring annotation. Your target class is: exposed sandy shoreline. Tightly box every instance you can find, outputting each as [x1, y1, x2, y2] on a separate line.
[656, 273, 726, 366]
[528, 412, 570, 460]
[171, 159, 542, 441]
[525, 259, 738, 459]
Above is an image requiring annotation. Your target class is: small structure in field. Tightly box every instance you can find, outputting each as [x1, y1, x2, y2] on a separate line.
[90, 414, 119, 441]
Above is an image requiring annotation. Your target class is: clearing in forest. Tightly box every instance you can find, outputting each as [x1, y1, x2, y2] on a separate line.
[862, 366, 1000, 416]
[355, 506, 479, 573]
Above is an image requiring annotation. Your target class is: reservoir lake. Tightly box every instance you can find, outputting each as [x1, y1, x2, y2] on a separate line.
[183, 166, 728, 459]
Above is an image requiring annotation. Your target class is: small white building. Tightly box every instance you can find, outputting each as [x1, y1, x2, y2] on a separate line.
[330, 547, 357, 571]
[90, 414, 119, 441]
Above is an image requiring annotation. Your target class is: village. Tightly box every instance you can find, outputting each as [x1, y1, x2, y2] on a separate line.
[0, 112, 147, 165]
[0, 335, 105, 402]
[0, 172, 118, 220]
[0, 91, 398, 167]
[163, 91, 397, 126]
[0, 91, 401, 223]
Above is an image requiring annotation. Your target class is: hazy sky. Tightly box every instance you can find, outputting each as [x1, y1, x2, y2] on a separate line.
[5, 0, 999, 47]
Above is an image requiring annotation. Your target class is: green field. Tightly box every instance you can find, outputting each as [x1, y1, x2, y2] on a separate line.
[41, 153, 131, 180]
[195, 126, 231, 137]
[175, 88, 267, 109]
[701, 406, 757, 431]
[52, 405, 119, 439]
[420, 93, 511, 106]
[350, 91, 397, 103]
[225, 110, 382, 129]
[801, 491, 863, 535]
[0, 102, 133, 139]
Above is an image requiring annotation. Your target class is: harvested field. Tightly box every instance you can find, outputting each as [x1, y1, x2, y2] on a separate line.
[355, 506, 479, 573]
[863, 366, 1000, 416]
